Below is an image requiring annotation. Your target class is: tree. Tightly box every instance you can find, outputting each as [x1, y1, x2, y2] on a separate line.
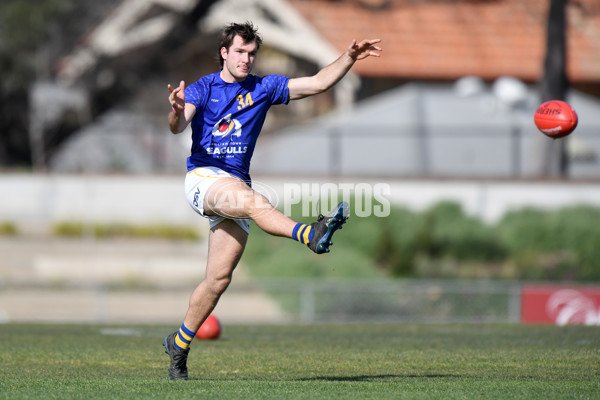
[0, 0, 120, 168]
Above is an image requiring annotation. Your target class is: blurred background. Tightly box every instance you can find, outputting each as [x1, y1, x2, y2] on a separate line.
[1, 0, 600, 326]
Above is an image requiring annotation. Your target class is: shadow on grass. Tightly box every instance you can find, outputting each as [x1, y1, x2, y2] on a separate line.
[190, 374, 463, 382]
[297, 374, 461, 382]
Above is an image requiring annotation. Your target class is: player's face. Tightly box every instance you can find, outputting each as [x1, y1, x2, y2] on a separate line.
[221, 35, 257, 83]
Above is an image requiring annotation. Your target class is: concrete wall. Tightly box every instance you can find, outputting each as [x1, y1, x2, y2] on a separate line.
[2, 174, 600, 228]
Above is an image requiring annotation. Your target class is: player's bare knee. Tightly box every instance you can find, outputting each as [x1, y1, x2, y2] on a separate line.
[247, 192, 275, 219]
[207, 275, 232, 296]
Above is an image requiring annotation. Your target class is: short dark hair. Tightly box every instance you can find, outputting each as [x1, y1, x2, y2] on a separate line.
[218, 21, 262, 67]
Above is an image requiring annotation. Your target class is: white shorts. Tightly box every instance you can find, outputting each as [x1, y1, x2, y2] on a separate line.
[184, 166, 251, 234]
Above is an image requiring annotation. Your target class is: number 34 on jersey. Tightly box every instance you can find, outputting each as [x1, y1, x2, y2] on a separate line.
[236, 93, 254, 110]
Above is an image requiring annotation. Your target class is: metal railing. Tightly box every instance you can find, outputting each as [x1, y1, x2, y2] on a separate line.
[0, 279, 523, 325]
[256, 279, 522, 324]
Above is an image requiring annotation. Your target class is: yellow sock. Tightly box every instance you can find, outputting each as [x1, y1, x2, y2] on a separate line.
[174, 323, 195, 350]
[292, 223, 313, 244]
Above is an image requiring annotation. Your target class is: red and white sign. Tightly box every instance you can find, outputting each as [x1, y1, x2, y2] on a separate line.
[521, 285, 600, 325]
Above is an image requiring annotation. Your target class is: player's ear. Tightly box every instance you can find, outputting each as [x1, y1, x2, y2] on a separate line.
[220, 46, 228, 61]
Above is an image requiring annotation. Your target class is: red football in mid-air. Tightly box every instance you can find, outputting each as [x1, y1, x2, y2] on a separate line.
[196, 314, 221, 340]
[534, 100, 578, 139]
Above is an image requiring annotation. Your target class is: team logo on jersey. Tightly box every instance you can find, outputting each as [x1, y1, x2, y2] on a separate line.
[212, 114, 242, 138]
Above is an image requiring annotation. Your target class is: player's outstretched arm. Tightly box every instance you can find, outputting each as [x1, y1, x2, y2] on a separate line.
[168, 80, 195, 134]
[288, 39, 382, 101]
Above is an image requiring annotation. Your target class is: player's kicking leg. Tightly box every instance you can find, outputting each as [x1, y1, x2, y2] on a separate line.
[204, 177, 350, 254]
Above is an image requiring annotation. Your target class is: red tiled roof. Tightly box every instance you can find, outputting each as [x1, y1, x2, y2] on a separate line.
[289, 0, 600, 83]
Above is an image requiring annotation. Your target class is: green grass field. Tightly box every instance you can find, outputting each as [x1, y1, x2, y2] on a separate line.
[1, 323, 598, 399]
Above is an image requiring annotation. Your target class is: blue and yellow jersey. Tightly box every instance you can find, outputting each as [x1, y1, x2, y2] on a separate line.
[184, 72, 290, 183]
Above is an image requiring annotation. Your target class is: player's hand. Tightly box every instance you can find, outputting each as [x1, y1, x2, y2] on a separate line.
[347, 39, 382, 61]
[168, 80, 186, 113]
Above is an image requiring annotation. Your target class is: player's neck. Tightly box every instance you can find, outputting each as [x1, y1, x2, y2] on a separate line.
[219, 69, 247, 84]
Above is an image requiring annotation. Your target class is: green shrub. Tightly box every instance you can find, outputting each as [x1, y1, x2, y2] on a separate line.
[498, 205, 600, 280]
[0, 222, 17, 236]
[372, 202, 506, 278]
[372, 207, 421, 277]
[53, 222, 83, 237]
[52, 222, 201, 241]
[423, 201, 506, 262]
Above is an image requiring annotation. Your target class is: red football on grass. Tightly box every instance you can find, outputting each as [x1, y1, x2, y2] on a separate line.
[196, 314, 221, 340]
[534, 100, 578, 139]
